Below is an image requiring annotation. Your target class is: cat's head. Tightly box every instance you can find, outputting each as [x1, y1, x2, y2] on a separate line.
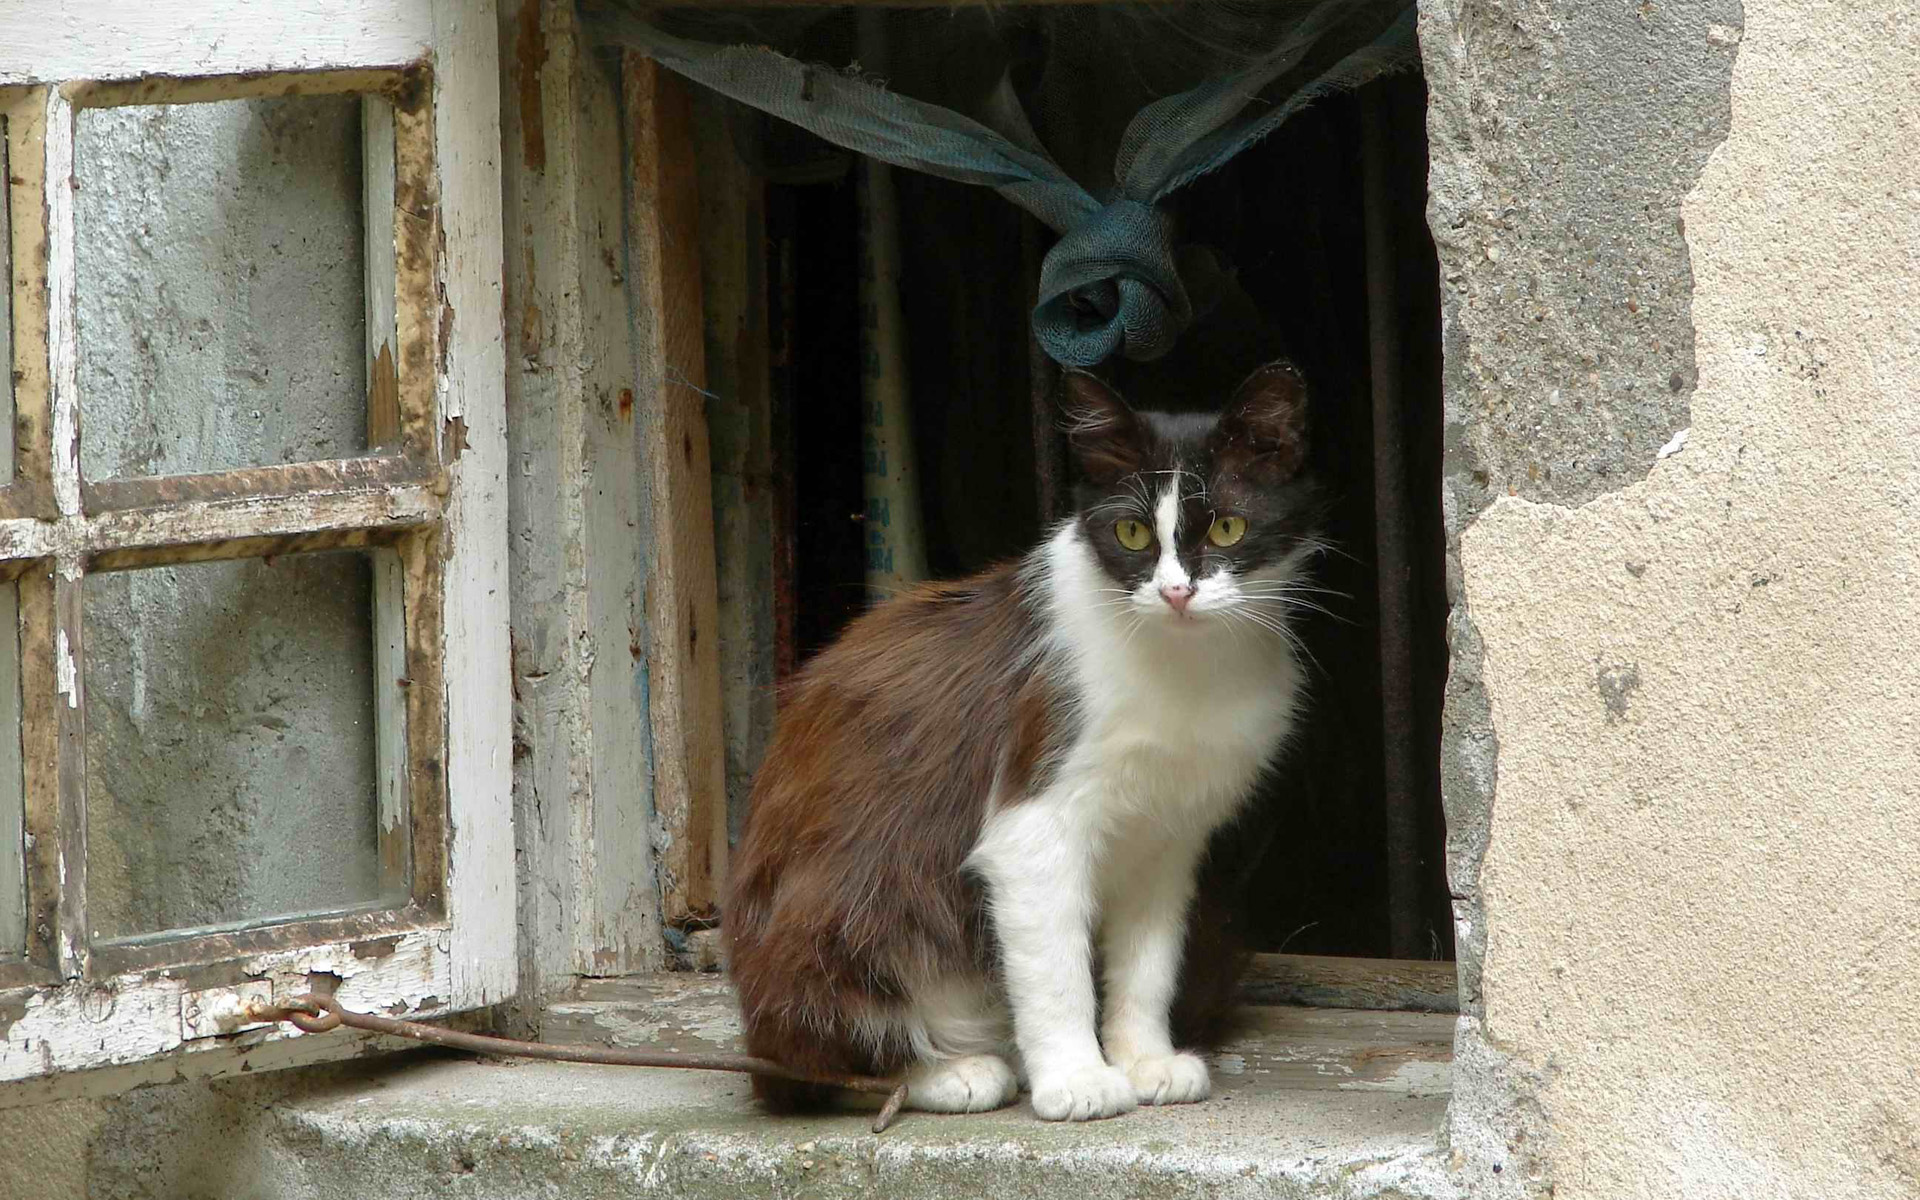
[1062, 360, 1322, 631]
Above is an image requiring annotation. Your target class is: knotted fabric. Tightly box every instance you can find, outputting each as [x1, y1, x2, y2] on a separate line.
[598, 2, 1415, 367]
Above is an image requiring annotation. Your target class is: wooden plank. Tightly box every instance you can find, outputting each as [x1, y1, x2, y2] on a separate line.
[390, 66, 442, 466]
[397, 530, 448, 916]
[13, 567, 58, 978]
[624, 53, 727, 925]
[764, 187, 800, 689]
[1240, 953, 1459, 1014]
[571, 15, 662, 975]
[42, 87, 77, 522]
[83, 485, 439, 571]
[49, 573, 84, 980]
[81, 456, 428, 512]
[2, 90, 52, 519]
[0, 101, 13, 491]
[85, 903, 435, 977]
[0, 924, 459, 1085]
[498, 0, 665, 1000]
[430, 0, 517, 1010]
[364, 93, 402, 451]
[364, 94, 411, 901]
[61, 68, 407, 109]
[0, 2, 433, 86]
[0, 1026, 415, 1110]
[0, 575, 21, 964]
[693, 91, 776, 850]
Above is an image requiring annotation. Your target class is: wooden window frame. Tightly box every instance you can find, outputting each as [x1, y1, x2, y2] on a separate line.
[0, 1, 511, 1085]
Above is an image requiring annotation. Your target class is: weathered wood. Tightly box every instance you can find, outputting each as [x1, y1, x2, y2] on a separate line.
[0, 1024, 417, 1110]
[1240, 953, 1460, 1014]
[853, 12, 927, 599]
[49, 572, 84, 980]
[498, 0, 663, 1005]
[624, 53, 727, 925]
[0, 0, 517, 1086]
[83, 485, 439, 571]
[81, 456, 429, 512]
[0, 924, 460, 1084]
[430, 0, 516, 1011]
[12, 568, 59, 982]
[86, 903, 434, 977]
[60, 68, 407, 109]
[764, 187, 800, 689]
[1, 89, 52, 519]
[398, 529, 449, 915]
[364, 96, 412, 901]
[0, 582, 20, 966]
[42, 86, 76, 521]
[0, 2, 434, 86]
[364, 94, 402, 451]
[693, 91, 776, 849]
[391, 68, 443, 466]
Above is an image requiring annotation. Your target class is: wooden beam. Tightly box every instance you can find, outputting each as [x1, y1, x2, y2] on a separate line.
[692, 90, 776, 855]
[624, 53, 727, 925]
[1240, 953, 1459, 1014]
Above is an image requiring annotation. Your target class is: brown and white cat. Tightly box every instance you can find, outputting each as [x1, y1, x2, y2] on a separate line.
[725, 360, 1320, 1121]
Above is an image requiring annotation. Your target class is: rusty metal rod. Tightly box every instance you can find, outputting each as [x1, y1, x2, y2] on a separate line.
[248, 994, 912, 1134]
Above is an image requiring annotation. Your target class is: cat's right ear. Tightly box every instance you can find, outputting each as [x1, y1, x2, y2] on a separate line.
[1061, 371, 1145, 485]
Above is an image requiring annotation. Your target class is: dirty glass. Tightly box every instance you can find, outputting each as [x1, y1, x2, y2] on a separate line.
[73, 96, 369, 480]
[83, 550, 404, 941]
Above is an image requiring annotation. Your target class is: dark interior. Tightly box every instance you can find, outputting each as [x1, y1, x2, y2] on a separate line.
[762, 70, 1451, 963]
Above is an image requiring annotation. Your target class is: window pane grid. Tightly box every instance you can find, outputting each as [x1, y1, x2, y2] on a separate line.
[0, 66, 450, 987]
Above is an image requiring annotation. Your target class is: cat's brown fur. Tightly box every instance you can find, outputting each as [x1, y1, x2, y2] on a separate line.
[724, 565, 1067, 1109]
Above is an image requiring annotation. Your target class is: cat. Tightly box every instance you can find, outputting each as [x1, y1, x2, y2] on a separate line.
[724, 359, 1321, 1121]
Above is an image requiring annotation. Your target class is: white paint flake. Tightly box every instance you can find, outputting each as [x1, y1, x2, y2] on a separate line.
[56, 628, 77, 708]
[1656, 428, 1691, 460]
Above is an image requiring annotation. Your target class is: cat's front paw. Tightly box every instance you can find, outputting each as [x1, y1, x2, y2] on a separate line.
[905, 1055, 1020, 1114]
[1030, 1064, 1138, 1122]
[1120, 1052, 1211, 1106]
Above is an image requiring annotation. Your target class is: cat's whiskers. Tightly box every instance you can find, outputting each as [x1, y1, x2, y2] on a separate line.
[1227, 604, 1321, 673]
[1241, 592, 1345, 624]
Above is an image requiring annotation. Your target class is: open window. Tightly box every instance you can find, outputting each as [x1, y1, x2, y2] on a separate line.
[0, 3, 511, 1085]
[633, 7, 1453, 970]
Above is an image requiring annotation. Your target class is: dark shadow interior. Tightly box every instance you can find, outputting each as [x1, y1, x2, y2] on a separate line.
[762, 71, 1451, 962]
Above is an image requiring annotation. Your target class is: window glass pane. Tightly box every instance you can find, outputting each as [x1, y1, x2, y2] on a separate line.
[74, 96, 368, 480]
[0, 582, 21, 961]
[84, 550, 402, 941]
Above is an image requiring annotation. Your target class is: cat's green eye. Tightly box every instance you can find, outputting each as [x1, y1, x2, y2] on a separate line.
[1115, 519, 1152, 551]
[1208, 516, 1248, 547]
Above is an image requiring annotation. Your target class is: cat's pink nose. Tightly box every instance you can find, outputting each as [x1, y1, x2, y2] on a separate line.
[1159, 583, 1195, 614]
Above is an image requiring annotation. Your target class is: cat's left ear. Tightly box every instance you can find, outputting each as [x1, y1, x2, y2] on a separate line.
[1062, 370, 1148, 485]
[1212, 360, 1309, 482]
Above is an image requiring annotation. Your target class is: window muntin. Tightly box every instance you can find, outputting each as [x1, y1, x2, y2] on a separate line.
[0, 52, 500, 1076]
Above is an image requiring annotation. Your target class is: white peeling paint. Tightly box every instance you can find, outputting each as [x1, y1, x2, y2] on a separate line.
[44, 88, 82, 520]
[0, 1, 434, 85]
[1656, 428, 1691, 460]
[54, 629, 76, 709]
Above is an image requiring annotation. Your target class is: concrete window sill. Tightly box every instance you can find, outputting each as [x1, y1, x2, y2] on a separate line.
[240, 973, 1460, 1199]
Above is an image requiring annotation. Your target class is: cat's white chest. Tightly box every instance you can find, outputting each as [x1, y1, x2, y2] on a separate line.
[1073, 635, 1299, 832]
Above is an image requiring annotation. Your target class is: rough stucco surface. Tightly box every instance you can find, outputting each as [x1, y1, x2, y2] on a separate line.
[1459, 2, 1920, 1196]
[1420, 0, 1741, 1032]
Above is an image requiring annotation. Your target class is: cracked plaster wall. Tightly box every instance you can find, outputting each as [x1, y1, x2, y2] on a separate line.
[1429, 0, 1920, 1196]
